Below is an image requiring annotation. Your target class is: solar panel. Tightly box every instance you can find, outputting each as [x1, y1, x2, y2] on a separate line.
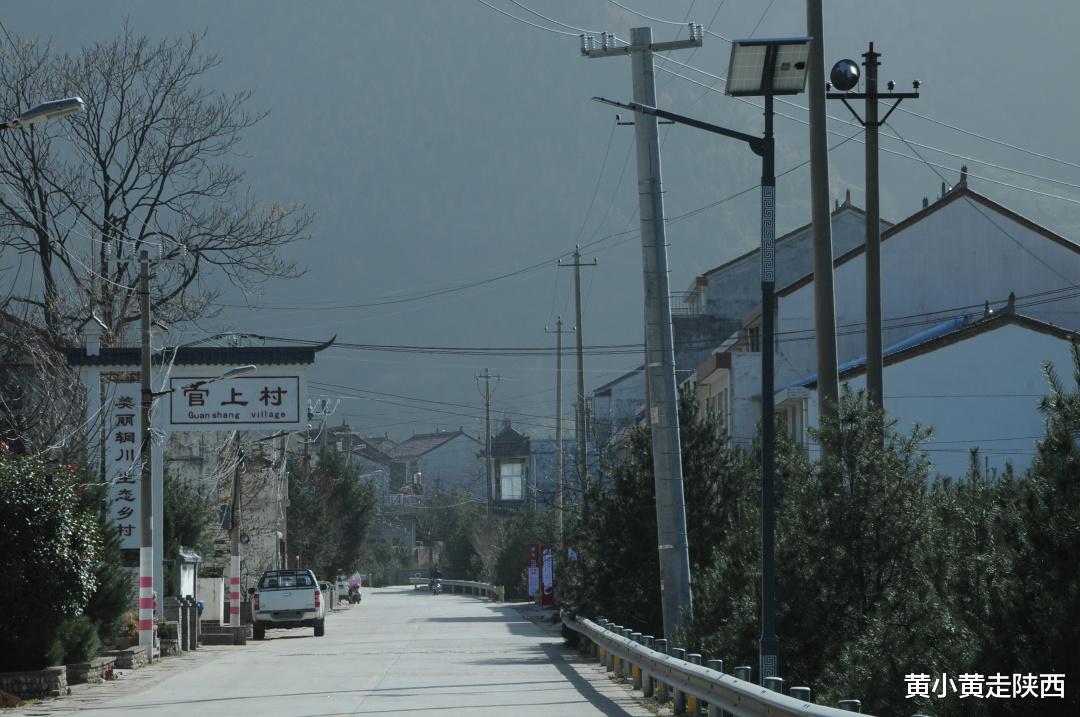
[725, 37, 812, 97]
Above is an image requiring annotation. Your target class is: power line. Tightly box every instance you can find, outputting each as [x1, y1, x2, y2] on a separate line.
[474, 0, 579, 35]
[651, 63, 1080, 207]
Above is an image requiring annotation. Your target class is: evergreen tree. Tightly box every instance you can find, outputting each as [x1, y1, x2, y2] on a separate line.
[83, 495, 135, 642]
[0, 456, 100, 669]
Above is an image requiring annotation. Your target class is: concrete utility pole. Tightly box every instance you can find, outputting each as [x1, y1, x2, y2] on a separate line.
[228, 433, 244, 627]
[582, 25, 700, 639]
[806, 0, 841, 431]
[137, 250, 154, 661]
[546, 318, 573, 544]
[827, 44, 919, 410]
[559, 247, 595, 492]
[477, 368, 500, 509]
[863, 46, 884, 408]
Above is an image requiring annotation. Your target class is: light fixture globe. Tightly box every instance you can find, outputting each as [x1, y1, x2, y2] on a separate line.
[830, 59, 860, 91]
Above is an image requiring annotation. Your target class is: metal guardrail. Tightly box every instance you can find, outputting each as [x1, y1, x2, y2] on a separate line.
[563, 614, 883, 717]
[408, 577, 500, 599]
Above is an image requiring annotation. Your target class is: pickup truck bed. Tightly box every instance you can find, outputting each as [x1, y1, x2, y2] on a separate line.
[251, 569, 326, 640]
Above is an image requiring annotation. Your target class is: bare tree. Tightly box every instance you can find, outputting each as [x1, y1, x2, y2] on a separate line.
[0, 307, 89, 457]
[0, 24, 311, 342]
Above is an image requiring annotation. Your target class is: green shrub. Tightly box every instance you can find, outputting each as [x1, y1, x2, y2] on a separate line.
[0, 456, 100, 670]
[54, 616, 102, 664]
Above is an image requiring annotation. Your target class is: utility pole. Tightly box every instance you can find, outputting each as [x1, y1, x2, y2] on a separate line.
[137, 250, 154, 662]
[477, 369, 500, 510]
[806, 0, 841, 433]
[828, 44, 918, 410]
[546, 318, 573, 544]
[228, 433, 244, 627]
[559, 247, 596, 493]
[582, 24, 700, 639]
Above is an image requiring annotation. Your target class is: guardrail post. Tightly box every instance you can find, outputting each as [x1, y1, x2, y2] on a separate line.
[734, 666, 752, 683]
[621, 629, 634, 681]
[790, 686, 811, 701]
[630, 633, 643, 689]
[704, 660, 723, 717]
[608, 626, 622, 672]
[765, 676, 784, 693]
[595, 620, 607, 666]
[641, 636, 655, 697]
[838, 699, 862, 712]
[670, 648, 687, 714]
[686, 653, 703, 716]
[654, 639, 669, 703]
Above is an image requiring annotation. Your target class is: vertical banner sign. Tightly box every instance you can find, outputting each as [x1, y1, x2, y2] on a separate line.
[541, 545, 555, 607]
[527, 544, 540, 597]
[105, 383, 142, 549]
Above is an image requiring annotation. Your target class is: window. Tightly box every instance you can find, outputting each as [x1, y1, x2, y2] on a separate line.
[500, 461, 524, 501]
[747, 326, 761, 352]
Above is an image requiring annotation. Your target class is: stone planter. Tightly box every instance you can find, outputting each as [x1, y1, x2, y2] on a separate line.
[99, 645, 149, 670]
[66, 656, 117, 685]
[160, 639, 180, 657]
[0, 666, 69, 699]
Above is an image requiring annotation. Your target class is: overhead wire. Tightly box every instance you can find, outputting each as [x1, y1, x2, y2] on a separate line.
[649, 62, 1080, 208]
[474, 0, 581, 35]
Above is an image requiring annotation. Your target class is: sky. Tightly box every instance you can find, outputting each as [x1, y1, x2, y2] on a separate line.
[6, 1, 1080, 442]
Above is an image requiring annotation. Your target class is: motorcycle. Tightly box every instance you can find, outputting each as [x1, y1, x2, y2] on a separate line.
[431, 578, 442, 595]
[347, 585, 361, 604]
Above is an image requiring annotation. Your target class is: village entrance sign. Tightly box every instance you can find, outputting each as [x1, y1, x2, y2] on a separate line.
[66, 320, 334, 628]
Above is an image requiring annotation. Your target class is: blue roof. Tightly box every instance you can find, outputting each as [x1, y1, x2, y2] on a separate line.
[777, 315, 974, 392]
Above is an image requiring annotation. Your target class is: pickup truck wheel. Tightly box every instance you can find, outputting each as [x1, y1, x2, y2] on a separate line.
[314, 620, 325, 637]
[253, 626, 266, 640]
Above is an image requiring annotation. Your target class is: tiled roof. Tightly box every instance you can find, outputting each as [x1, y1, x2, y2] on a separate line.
[63, 337, 335, 367]
[785, 312, 1077, 391]
[390, 430, 478, 459]
[592, 365, 644, 395]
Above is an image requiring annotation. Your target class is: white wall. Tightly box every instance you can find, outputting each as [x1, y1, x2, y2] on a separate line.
[778, 194, 1080, 383]
[806, 322, 1076, 479]
[702, 207, 878, 321]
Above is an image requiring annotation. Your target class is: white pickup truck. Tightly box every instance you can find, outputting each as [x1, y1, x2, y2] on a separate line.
[251, 569, 326, 640]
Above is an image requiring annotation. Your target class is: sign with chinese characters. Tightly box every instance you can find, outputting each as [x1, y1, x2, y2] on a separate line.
[168, 376, 302, 430]
[541, 545, 555, 606]
[105, 383, 142, 550]
[527, 543, 540, 597]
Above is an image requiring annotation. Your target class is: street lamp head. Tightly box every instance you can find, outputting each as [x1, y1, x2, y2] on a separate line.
[830, 59, 860, 92]
[13, 96, 84, 128]
[222, 364, 257, 379]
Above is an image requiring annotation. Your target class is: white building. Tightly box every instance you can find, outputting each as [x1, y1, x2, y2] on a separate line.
[694, 181, 1080, 477]
[780, 311, 1078, 479]
[773, 183, 1080, 385]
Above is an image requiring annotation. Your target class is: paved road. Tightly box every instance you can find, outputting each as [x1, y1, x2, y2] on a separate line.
[14, 587, 651, 716]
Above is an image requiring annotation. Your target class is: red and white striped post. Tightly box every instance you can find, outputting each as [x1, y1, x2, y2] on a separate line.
[229, 438, 244, 625]
[229, 554, 242, 625]
[138, 251, 155, 661]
